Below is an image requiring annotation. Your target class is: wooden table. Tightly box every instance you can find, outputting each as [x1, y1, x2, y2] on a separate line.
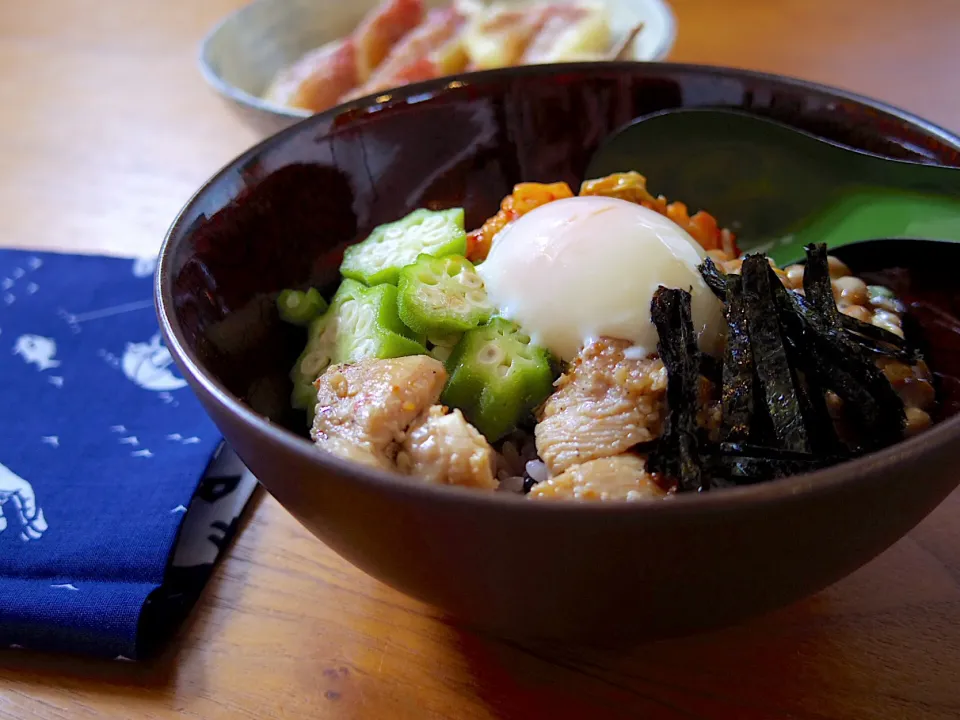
[2, 1, 959, 717]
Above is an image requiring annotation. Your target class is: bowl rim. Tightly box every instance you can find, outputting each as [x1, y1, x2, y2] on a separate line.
[159, 60, 960, 516]
[196, 0, 678, 121]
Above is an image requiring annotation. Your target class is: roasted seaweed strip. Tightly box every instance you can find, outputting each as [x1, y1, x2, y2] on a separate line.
[707, 454, 827, 484]
[839, 315, 908, 352]
[803, 243, 909, 359]
[782, 332, 844, 455]
[699, 257, 728, 300]
[802, 243, 841, 321]
[656, 247, 913, 489]
[772, 274, 906, 449]
[648, 287, 704, 492]
[720, 277, 754, 443]
[741, 256, 810, 453]
[700, 353, 723, 385]
[718, 441, 828, 461]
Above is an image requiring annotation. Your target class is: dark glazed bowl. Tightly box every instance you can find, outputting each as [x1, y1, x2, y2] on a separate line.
[157, 63, 960, 643]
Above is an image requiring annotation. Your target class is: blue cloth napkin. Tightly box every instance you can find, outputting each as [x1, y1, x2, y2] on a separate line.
[0, 249, 256, 660]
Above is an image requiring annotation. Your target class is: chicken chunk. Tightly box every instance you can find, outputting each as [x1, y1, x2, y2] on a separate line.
[311, 355, 446, 467]
[397, 406, 497, 489]
[527, 454, 667, 502]
[535, 338, 667, 474]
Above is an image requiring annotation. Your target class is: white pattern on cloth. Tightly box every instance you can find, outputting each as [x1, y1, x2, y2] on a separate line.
[121, 334, 188, 392]
[13, 335, 59, 371]
[0, 462, 48, 541]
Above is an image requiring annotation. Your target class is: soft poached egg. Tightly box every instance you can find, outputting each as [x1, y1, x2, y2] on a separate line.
[477, 195, 725, 362]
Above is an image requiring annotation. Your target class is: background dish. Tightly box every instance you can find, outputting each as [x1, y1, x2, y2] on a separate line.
[199, 0, 677, 133]
[160, 63, 960, 642]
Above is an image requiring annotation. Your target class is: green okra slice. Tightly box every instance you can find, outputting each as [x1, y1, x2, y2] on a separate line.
[397, 254, 493, 335]
[290, 312, 336, 420]
[289, 279, 427, 422]
[330, 279, 427, 364]
[340, 208, 467, 286]
[442, 318, 555, 441]
[277, 287, 328, 326]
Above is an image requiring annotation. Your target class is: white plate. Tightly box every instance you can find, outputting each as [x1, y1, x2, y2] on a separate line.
[200, 0, 677, 129]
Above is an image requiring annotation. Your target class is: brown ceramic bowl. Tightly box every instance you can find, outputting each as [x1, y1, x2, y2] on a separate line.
[157, 62, 960, 643]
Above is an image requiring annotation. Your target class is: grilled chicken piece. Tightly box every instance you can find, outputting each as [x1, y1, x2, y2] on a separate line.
[397, 406, 497, 489]
[318, 436, 393, 472]
[535, 338, 667, 475]
[311, 355, 446, 468]
[528, 454, 667, 502]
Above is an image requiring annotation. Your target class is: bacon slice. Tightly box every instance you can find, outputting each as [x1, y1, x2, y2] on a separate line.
[353, 0, 426, 82]
[521, 2, 610, 64]
[461, 3, 552, 69]
[344, 6, 471, 100]
[263, 38, 359, 112]
[264, 0, 615, 114]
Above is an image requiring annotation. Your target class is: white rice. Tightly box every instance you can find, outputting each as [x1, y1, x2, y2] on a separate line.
[525, 459, 549, 483]
[494, 432, 547, 494]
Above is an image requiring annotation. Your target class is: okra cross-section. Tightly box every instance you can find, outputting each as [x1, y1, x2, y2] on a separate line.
[398, 253, 493, 335]
[289, 279, 427, 422]
[340, 208, 467, 286]
[442, 318, 555, 442]
[277, 287, 328, 326]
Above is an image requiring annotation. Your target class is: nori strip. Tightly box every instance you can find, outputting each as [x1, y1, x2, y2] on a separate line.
[707, 454, 825, 483]
[699, 257, 728, 300]
[803, 243, 908, 359]
[718, 441, 822, 461]
[788, 286, 904, 444]
[741, 255, 810, 453]
[807, 356, 883, 453]
[651, 246, 912, 490]
[771, 273, 905, 449]
[783, 332, 844, 456]
[720, 277, 755, 443]
[839, 315, 908, 354]
[803, 243, 841, 321]
[629, 439, 660, 454]
[648, 287, 704, 492]
[702, 442, 835, 484]
[700, 353, 723, 385]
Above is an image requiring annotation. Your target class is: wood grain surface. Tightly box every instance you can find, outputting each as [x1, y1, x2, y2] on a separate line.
[2, 1, 959, 718]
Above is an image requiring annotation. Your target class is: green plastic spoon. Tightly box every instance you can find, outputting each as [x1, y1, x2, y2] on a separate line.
[584, 109, 960, 265]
